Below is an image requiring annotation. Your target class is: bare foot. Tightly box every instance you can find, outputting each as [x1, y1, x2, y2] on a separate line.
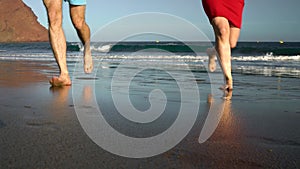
[219, 82, 233, 92]
[225, 77, 233, 91]
[84, 47, 93, 74]
[49, 76, 71, 87]
[207, 48, 217, 72]
[219, 77, 233, 91]
[223, 90, 232, 100]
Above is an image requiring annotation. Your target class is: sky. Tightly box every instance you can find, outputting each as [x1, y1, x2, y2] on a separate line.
[23, 0, 300, 42]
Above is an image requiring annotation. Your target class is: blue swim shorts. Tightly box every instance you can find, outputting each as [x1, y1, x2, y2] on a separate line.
[64, 0, 86, 5]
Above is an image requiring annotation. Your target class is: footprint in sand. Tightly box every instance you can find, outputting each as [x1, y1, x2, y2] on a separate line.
[0, 120, 6, 128]
[26, 119, 59, 131]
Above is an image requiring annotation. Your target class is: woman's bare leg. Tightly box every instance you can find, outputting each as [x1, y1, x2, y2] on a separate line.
[207, 47, 217, 72]
[211, 17, 233, 90]
[229, 26, 241, 48]
[207, 26, 240, 72]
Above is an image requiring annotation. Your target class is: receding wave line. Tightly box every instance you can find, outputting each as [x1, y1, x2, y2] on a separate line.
[232, 55, 300, 61]
[0, 53, 299, 78]
[0, 52, 299, 62]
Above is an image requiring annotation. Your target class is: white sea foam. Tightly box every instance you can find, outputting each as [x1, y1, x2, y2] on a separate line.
[1, 52, 300, 62]
[0, 52, 299, 78]
[232, 55, 300, 61]
[91, 44, 112, 53]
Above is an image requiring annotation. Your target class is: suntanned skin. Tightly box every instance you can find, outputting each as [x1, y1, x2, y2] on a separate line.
[43, 0, 93, 87]
[207, 17, 241, 91]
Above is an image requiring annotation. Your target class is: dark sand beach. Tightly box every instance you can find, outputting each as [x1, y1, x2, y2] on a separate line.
[0, 60, 299, 169]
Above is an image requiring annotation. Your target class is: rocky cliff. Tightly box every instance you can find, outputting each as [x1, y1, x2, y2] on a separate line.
[0, 0, 48, 42]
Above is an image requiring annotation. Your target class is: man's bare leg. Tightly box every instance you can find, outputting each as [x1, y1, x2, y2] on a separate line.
[211, 17, 233, 90]
[70, 5, 93, 73]
[43, 0, 71, 86]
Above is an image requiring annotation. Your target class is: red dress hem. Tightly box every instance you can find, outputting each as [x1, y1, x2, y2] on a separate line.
[202, 0, 245, 28]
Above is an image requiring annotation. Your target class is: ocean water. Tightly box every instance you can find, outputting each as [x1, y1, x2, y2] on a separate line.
[0, 42, 299, 163]
[0, 41, 299, 78]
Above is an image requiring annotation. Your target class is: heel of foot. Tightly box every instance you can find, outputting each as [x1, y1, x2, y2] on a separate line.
[84, 54, 93, 74]
[49, 76, 72, 87]
[219, 84, 233, 91]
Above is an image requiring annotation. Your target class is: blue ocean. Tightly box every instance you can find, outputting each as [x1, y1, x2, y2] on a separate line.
[0, 41, 299, 78]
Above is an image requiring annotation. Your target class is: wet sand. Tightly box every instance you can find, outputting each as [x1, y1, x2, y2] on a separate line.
[0, 60, 299, 169]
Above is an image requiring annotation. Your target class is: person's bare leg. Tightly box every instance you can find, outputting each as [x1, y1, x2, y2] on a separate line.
[229, 26, 241, 48]
[207, 47, 217, 72]
[207, 26, 240, 73]
[211, 17, 233, 90]
[43, 0, 71, 86]
[70, 5, 93, 73]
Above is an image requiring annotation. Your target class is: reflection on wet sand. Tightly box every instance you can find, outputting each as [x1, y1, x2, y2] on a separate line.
[165, 90, 250, 168]
[199, 90, 233, 143]
[49, 84, 98, 115]
[0, 61, 50, 87]
[49, 86, 71, 105]
[83, 85, 93, 105]
[212, 91, 238, 141]
[49, 86, 72, 118]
